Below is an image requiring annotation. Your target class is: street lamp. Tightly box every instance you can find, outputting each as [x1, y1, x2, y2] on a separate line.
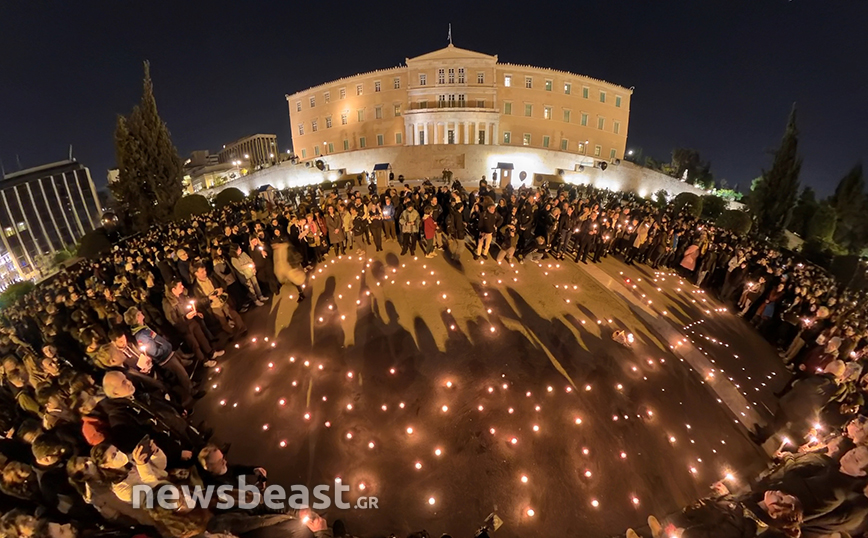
[627, 150, 634, 156]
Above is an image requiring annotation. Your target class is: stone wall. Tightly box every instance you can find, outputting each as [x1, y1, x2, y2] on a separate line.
[200, 145, 715, 203]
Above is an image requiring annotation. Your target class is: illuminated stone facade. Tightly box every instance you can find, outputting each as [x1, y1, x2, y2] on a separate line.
[287, 44, 631, 166]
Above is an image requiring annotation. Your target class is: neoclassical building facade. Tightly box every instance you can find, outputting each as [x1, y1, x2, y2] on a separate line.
[287, 44, 631, 168]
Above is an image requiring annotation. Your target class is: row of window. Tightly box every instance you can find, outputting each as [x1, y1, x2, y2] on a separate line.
[502, 102, 622, 134]
[298, 78, 405, 111]
[500, 132, 616, 158]
[298, 132, 406, 159]
[296, 73, 623, 112]
[297, 104, 404, 135]
[503, 75, 622, 106]
[298, 132, 616, 161]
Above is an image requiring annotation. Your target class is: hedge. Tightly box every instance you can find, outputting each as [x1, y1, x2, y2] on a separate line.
[214, 187, 245, 208]
[173, 195, 212, 220]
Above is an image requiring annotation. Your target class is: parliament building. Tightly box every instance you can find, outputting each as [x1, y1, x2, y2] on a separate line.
[286, 44, 632, 176]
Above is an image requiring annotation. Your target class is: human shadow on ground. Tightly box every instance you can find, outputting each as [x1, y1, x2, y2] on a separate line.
[204, 269, 770, 538]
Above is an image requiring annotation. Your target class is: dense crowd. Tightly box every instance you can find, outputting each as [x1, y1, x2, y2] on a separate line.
[2, 176, 868, 538]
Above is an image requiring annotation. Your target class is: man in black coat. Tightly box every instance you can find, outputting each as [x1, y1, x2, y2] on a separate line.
[96, 371, 203, 466]
[474, 204, 503, 261]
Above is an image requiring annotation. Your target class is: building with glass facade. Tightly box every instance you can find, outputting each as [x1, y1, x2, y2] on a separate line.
[0, 159, 101, 282]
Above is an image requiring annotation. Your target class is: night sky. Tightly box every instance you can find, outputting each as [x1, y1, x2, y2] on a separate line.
[1, 1, 865, 195]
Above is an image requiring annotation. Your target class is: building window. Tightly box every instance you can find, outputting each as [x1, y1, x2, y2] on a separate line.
[394, 77, 401, 89]
[560, 139, 568, 151]
[357, 109, 365, 122]
[359, 137, 366, 148]
[543, 135, 550, 148]
[504, 102, 512, 115]
[341, 113, 348, 125]
[594, 145, 602, 157]
[419, 130, 425, 145]
[311, 119, 318, 132]
[419, 73, 427, 86]
[458, 68, 465, 83]
[314, 146, 320, 156]
[457, 94, 465, 106]
[610, 148, 617, 159]
[545, 79, 553, 91]
[524, 103, 533, 117]
[324, 92, 330, 103]
[375, 106, 383, 119]
[420, 100, 428, 108]
[374, 81, 381, 92]
[613, 121, 621, 135]
[615, 95, 622, 108]
[3, 227, 13, 237]
[582, 87, 589, 99]
[394, 104, 401, 116]
[477, 99, 485, 108]
[504, 75, 511, 87]
[522, 133, 531, 146]
[447, 68, 454, 83]
[438, 69, 445, 84]
[296, 101, 302, 112]
[544, 106, 552, 120]
[563, 110, 571, 123]
[340, 88, 346, 99]
[377, 134, 384, 146]
[328, 142, 334, 153]
[396, 132, 403, 144]
[525, 76, 533, 89]
[301, 149, 307, 159]
[600, 91, 606, 103]
[343, 139, 349, 151]
[325, 116, 333, 128]
[503, 132, 511, 144]
[309, 96, 316, 108]
[564, 82, 571, 95]
[581, 113, 588, 126]
[356, 84, 363, 96]
[298, 123, 304, 135]
[477, 72, 484, 84]
[597, 117, 605, 130]
[578, 143, 585, 154]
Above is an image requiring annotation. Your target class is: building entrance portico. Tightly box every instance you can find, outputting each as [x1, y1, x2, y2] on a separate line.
[403, 111, 499, 147]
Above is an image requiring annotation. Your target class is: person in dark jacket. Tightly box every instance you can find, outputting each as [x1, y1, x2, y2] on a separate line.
[96, 371, 203, 466]
[445, 200, 466, 261]
[162, 280, 222, 367]
[752, 360, 846, 445]
[125, 307, 200, 409]
[474, 204, 503, 261]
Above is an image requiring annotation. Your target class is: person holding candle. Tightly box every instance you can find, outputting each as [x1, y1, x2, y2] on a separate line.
[191, 264, 247, 340]
[124, 307, 202, 410]
[230, 245, 266, 307]
[162, 279, 223, 368]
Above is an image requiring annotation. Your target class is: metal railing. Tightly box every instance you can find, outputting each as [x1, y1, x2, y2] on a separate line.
[408, 101, 493, 110]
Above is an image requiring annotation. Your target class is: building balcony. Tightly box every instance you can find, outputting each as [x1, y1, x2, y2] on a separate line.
[408, 100, 496, 112]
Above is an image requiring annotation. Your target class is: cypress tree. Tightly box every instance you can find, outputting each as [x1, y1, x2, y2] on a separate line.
[748, 105, 802, 242]
[831, 164, 865, 252]
[111, 61, 183, 228]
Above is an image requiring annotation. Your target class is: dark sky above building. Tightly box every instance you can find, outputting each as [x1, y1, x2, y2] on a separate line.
[1, 1, 865, 195]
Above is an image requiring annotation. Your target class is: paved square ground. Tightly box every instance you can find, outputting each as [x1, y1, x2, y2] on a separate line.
[198, 242, 779, 537]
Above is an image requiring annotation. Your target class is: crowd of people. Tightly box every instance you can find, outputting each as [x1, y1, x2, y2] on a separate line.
[1, 174, 868, 537]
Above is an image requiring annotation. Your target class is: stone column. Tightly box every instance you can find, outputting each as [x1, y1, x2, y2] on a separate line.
[492, 123, 499, 146]
[463, 122, 469, 145]
[442, 122, 448, 144]
[473, 122, 478, 144]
